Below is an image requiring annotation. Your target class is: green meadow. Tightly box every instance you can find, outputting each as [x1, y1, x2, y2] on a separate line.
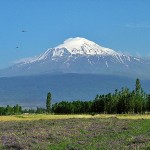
[0, 114, 150, 150]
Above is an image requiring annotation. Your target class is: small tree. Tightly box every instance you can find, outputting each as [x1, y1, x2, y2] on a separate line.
[135, 78, 141, 95]
[14, 104, 20, 114]
[46, 92, 51, 113]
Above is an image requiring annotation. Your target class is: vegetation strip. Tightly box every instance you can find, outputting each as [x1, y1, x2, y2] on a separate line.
[0, 79, 150, 116]
[0, 117, 150, 149]
[1, 114, 150, 122]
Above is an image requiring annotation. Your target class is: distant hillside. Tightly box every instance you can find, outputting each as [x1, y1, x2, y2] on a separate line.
[0, 74, 150, 108]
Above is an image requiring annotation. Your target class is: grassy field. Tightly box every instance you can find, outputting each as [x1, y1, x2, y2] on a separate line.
[1, 114, 150, 121]
[0, 114, 150, 149]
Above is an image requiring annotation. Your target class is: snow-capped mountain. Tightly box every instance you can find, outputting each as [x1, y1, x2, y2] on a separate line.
[0, 37, 150, 79]
[17, 37, 128, 64]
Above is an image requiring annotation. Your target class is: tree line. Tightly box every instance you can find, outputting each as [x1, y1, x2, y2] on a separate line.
[0, 92, 52, 115]
[0, 104, 22, 115]
[0, 104, 47, 116]
[0, 78, 150, 115]
[52, 79, 150, 114]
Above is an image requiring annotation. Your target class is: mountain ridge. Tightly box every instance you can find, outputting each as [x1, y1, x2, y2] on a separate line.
[17, 37, 130, 64]
[0, 37, 150, 78]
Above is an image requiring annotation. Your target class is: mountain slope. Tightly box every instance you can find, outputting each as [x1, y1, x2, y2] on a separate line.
[0, 37, 150, 78]
[0, 74, 150, 107]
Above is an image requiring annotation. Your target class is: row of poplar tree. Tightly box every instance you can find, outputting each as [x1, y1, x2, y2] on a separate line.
[0, 78, 150, 115]
[52, 79, 150, 114]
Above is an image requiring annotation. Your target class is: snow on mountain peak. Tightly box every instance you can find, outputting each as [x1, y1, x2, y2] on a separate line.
[54, 37, 121, 56]
[55, 37, 92, 51]
[6, 37, 149, 79]
[16, 37, 125, 65]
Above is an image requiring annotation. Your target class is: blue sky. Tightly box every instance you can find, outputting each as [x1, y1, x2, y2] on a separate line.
[0, 0, 150, 68]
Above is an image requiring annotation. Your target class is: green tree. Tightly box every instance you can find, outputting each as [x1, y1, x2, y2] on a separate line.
[135, 78, 141, 95]
[19, 106, 22, 113]
[5, 105, 11, 115]
[46, 92, 51, 113]
[146, 95, 150, 112]
[14, 104, 20, 114]
[135, 78, 145, 113]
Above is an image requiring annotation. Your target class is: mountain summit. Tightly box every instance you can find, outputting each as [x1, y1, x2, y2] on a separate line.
[0, 37, 150, 78]
[55, 37, 119, 56]
[17, 37, 128, 64]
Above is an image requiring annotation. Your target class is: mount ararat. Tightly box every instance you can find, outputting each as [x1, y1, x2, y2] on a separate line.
[0, 37, 150, 79]
[0, 37, 150, 106]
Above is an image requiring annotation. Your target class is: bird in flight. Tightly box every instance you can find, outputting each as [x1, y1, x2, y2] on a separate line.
[16, 46, 19, 48]
[21, 30, 27, 32]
